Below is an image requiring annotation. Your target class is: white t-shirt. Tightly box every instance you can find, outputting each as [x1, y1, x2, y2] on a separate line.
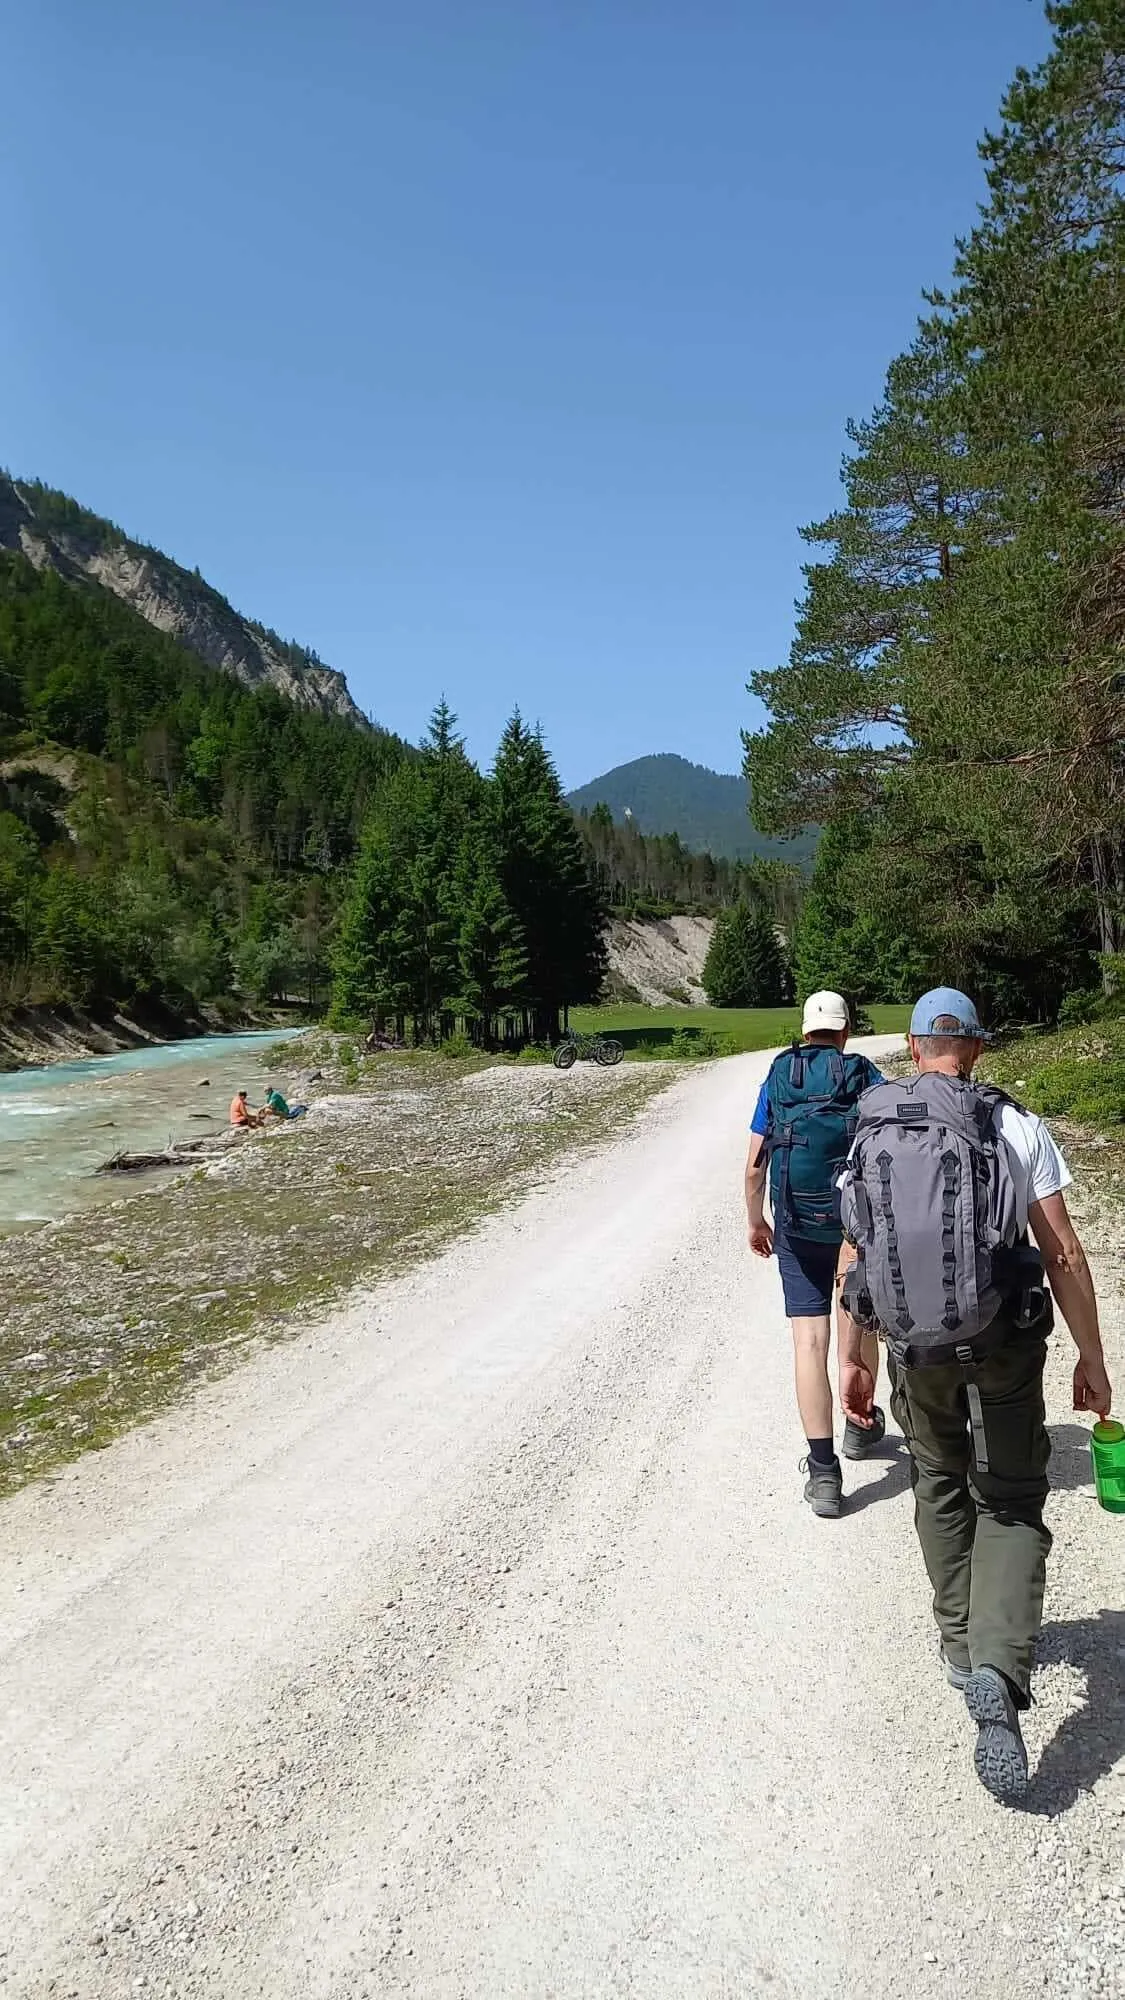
[995, 1101, 1071, 1234]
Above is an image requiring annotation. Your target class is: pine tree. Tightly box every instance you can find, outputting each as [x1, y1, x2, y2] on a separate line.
[492, 714, 607, 1040]
[455, 857, 529, 1046]
[703, 903, 787, 1007]
[744, 1, 1125, 1017]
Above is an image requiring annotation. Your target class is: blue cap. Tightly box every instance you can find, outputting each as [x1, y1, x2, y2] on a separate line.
[908, 987, 990, 1041]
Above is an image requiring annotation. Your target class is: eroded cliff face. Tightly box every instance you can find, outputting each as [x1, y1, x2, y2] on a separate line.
[0, 474, 367, 726]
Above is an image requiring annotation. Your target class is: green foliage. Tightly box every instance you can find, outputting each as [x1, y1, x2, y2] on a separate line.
[702, 902, 788, 1007]
[439, 1030, 476, 1060]
[795, 818, 927, 1004]
[669, 1026, 737, 1060]
[1026, 1057, 1125, 1126]
[331, 707, 606, 1047]
[987, 1017, 1125, 1131]
[0, 545, 409, 1016]
[745, 1, 1125, 1021]
[575, 802, 804, 928]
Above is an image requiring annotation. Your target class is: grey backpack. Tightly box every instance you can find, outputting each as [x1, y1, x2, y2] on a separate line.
[839, 1073, 1026, 1367]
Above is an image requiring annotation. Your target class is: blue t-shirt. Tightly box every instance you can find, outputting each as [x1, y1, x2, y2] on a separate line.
[749, 1053, 884, 1135]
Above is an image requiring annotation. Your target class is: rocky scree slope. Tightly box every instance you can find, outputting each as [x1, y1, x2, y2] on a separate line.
[0, 474, 365, 725]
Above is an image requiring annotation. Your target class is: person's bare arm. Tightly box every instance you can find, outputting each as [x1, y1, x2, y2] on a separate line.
[744, 1133, 773, 1257]
[1028, 1190, 1113, 1417]
[835, 1237, 875, 1423]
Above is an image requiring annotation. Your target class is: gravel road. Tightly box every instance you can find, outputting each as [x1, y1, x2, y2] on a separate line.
[1, 1042, 1122, 1999]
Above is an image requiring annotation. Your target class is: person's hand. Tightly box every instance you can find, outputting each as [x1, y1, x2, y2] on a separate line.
[1074, 1354, 1112, 1420]
[840, 1359, 876, 1427]
[748, 1220, 774, 1258]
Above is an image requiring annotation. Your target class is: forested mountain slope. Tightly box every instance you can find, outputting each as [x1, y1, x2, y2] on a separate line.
[0, 474, 365, 725]
[568, 753, 815, 866]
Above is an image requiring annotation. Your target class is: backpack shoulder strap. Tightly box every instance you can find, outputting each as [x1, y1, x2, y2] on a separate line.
[973, 1080, 1027, 1116]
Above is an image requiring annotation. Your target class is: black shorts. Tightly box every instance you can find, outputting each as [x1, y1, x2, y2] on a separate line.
[774, 1227, 840, 1319]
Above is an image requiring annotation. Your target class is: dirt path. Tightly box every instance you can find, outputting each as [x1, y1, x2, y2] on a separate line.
[1, 1042, 1122, 1999]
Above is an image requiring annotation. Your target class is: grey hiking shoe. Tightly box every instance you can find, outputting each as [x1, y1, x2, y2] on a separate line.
[842, 1405, 886, 1460]
[940, 1645, 972, 1694]
[801, 1455, 843, 1519]
[964, 1667, 1028, 1801]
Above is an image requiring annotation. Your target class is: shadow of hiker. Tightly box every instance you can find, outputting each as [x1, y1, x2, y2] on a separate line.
[1028, 1609, 1125, 1816]
[844, 1442, 913, 1515]
[1048, 1421, 1099, 1495]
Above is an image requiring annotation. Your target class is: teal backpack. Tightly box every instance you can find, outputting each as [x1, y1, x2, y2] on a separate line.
[765, 1043, 870, 1244]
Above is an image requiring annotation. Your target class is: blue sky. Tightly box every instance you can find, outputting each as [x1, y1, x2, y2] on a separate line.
[8, 1, 1050, 788]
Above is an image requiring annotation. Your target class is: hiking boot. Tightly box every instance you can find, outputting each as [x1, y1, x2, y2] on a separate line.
[939, 1645, 972, 1694]
[842, 1405, 886, 1460]
[964, 1667, 1028, 1802]
[801, 1455, 843, 1519]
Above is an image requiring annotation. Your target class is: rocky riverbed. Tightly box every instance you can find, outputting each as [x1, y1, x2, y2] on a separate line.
[0, 1039, 674, 1494]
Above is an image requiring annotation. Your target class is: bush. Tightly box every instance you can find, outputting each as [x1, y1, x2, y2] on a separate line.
[669, 1026, 736, 1060]
[1024, 1057, 1125, 1126]
[1057, 989, 1101, 1027]
[439, 1030, 476, 1060]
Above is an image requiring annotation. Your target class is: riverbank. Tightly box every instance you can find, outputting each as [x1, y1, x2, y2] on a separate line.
[0, 1038, 675, 1495]
[0, 997, 301, 1072]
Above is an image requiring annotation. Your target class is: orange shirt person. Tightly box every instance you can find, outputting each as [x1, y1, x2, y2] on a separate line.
[230, 1089, 262, 1129]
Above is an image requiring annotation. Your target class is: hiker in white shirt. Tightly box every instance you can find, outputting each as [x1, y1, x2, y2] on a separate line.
[836, 987, 1111, 1803]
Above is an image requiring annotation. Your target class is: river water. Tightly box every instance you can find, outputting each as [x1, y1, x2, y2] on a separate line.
[0, 1031, 301, 1234]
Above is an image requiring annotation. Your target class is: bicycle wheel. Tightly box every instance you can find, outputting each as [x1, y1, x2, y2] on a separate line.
[553, 1042, 578, 1070]
[595, 1038, 624, 1066]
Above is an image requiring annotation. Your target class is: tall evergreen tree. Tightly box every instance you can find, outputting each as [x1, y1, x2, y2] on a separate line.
[702, 903, 787, 1007]
[745, 0, 1125, 1015]
[491, 714, 607, 1040]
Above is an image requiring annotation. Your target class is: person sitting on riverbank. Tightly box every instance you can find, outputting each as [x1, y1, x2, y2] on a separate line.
[263, 1086, 307, 1122]
[230, 1089, 265, 1130]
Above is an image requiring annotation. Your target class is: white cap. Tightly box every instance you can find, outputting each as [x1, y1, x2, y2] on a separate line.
[802, 990, 849, 1035]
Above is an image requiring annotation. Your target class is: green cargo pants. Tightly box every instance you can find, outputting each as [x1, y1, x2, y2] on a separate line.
[888, 1336, 1052, 1707]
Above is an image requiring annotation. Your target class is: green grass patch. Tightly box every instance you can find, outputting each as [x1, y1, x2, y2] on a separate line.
[569, 1003, 910, 1057]
[984, 1018, 1125, 1130]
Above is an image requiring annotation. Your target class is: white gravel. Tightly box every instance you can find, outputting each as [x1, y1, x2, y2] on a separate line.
[0, 1040, 1122, 1998]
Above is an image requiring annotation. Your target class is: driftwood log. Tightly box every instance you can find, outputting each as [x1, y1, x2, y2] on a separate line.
[96, 1128, 246, 1175]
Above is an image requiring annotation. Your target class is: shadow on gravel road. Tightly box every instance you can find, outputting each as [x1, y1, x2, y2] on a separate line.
[843, 1441, 913, 1515]
[1047, 1421, 1103, 1493]
[1030, 1609, 1125, 1815]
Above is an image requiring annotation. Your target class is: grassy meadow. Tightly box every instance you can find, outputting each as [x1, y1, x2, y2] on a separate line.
[568, 1003, 911, 1059]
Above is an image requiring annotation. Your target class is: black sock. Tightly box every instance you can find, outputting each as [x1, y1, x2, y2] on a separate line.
[807, 1436, 837, 1467]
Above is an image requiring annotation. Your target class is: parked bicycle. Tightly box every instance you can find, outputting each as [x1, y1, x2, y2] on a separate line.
[553, 1031, 624, 1070]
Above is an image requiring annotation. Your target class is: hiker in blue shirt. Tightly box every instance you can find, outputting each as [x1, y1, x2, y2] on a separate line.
[744, 991, 886, 1518]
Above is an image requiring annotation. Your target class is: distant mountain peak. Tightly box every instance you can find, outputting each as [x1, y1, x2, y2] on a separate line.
[567, 751, 815, 865]
[0, 473, 367, 727]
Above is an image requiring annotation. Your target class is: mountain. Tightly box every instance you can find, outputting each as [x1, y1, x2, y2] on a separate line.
[0, 474, 366, 726]
[568, 753, 816, 866]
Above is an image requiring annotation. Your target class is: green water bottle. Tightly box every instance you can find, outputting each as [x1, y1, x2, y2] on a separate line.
[1091, 1420, 1125, 1515]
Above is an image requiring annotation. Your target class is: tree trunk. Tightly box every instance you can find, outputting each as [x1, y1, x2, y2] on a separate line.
[1091, 833, 1125, 984]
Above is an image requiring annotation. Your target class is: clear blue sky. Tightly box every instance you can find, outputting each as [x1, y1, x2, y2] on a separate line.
[8, 1, 1050, 788]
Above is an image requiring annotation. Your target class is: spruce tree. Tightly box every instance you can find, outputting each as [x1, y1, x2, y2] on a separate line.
[492, 714, 606, 1040]
[703, 902, 787, 1007]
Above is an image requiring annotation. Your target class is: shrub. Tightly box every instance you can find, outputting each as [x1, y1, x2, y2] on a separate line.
[439, 1030, 476, 1060]
[1057, 989, 1101, 1027]
[1024, 1056, 1125, 1126]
